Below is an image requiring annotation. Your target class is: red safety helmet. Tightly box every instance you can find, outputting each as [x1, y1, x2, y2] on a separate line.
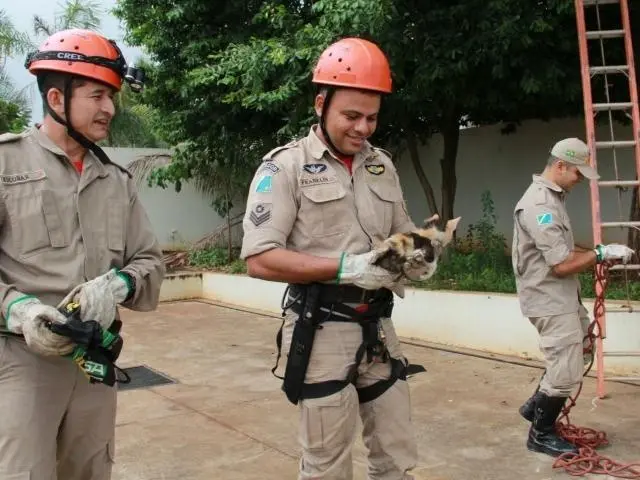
[312, 37, 392, 94]
[25, 28, 144, 92]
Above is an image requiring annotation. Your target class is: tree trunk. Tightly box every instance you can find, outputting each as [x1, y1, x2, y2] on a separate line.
[440, 108, 460, 224]
[406, 132, 439, 217]
[226, 186, 233, 261]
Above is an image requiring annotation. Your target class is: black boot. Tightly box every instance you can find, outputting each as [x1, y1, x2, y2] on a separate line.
[526, 394, 579, 457]
[519, 391, 542, 422]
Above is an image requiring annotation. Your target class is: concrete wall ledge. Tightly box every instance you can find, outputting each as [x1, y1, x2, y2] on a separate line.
[160, 271, 640, 377]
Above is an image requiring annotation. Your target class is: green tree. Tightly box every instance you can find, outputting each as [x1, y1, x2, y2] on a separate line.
[0, 10, 33, 133]
[114, 0, 638, 222]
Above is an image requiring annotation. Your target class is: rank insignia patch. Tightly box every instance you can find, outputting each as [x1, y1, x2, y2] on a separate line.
[249, 203, 272, 227]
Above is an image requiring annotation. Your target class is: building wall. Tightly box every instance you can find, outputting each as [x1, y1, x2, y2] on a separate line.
[394, 116, 637, 246]
[103, 147, 239, 251]
[104, 114, 638, 252]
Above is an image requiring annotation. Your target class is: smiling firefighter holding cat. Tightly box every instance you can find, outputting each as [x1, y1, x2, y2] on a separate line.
[512, 137, 635, 458]
[240, 38, 454, 479]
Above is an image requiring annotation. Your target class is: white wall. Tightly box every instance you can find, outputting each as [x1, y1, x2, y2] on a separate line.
[103, 147, 240, 251]
[103, 114, 639, 252]
[196, 272, 640, 376]
[395, 116, 638, 246]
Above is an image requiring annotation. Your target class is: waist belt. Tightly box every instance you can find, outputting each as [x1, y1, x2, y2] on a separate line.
[272, 282, 405, 405]
[288, 283, 386, 305]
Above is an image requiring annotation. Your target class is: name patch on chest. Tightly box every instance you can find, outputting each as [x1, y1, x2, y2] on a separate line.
[0, 169, 47, 185]
[300, 175, 336, 187]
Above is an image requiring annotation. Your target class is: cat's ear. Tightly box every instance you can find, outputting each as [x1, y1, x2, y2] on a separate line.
[422, 213, 439, 228]
[442, 217, 462, 244]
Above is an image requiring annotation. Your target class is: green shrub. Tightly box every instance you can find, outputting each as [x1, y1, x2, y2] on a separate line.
[414, 190, 516, 293]
[184, 191, 640, 302]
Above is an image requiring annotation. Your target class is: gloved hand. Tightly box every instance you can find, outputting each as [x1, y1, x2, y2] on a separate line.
[337, 251, 401, 290]
[58, 269, 131, 331]
[6, 295, 74, 356]
[595, 243, 635, 263]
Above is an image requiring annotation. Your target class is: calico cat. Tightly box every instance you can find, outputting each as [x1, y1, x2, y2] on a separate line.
[373, 214, 461, 281]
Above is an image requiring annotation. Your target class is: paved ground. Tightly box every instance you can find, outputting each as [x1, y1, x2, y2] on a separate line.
[112, 300, 640, 480]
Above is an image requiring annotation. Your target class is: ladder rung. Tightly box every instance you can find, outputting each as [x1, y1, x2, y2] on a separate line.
[604, 351, 640, 357]
[606, 376, 640, 382]
[598, 180, 640, 187]
[586, 30, 625, 39]
[590, 65, 629, 75]
[609, 264, 640, 271]
[596, 140, 636, 148]
[593, 102, 633, 111]
[583, 0, 620, 4]
[601, 221, 640, 228]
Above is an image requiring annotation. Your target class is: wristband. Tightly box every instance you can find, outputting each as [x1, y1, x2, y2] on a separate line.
[594, 244, 604, 263]
[336, 252, 346, 285]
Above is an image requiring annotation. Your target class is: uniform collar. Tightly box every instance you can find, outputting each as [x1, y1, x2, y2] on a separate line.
[532, 174, 564, 194]
[31, 124, 109, 179]
[307, 124, 375, 163]
[31, 124, 66, 157]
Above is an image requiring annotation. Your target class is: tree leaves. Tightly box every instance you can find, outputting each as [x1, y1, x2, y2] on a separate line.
[114, 0, 638, 221]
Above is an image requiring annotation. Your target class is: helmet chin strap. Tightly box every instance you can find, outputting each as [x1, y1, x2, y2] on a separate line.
[319, 87, 352, 157]
[42, 76, 129, 176]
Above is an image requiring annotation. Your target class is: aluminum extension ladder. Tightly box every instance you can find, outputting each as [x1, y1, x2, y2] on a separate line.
[574, 0, 640, 398]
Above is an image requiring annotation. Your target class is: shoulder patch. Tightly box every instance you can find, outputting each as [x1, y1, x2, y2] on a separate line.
[255, 174, 273, 193]
[0, 132, 24, 145]
[257, 161, 280, 176]
[536, 212, 553, 226]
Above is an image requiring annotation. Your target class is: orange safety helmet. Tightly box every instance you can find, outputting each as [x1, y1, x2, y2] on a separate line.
[25, 28, 144, 92]
[312, 37, 392, 94]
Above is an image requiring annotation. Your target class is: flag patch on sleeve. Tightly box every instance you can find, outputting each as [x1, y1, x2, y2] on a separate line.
[536, 213, 553, 226]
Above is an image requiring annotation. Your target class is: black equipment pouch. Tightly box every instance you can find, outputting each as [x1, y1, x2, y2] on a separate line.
[49, 302, 126, 387]
[281, 283, 323, 405]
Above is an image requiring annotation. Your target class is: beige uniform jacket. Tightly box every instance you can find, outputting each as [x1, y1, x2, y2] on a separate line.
[240, 125, 415, 265]
[0, 126, 165, 330]
[512, 174, 580, 317]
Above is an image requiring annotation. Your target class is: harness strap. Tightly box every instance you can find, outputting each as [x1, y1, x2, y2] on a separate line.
[357, 357, 407, 404]
[273, 283, 404, 404]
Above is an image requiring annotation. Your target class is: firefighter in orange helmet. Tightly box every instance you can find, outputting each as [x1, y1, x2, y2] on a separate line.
[240, 37, 420, 479]
[0, 29, 164, 479]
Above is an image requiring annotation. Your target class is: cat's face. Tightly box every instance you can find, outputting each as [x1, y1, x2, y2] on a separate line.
[403, 214, 461, 281]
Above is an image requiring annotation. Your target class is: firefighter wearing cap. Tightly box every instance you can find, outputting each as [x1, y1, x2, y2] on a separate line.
[0, 29, 164, 478]
[240, 38, 419, 479]
[512, 137, 634, 457]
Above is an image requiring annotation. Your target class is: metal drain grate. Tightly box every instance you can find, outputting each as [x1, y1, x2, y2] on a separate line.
[116, 365, 177, 391]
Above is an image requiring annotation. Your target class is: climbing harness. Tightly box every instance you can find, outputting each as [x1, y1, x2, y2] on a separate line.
[271, 283, 407, 405]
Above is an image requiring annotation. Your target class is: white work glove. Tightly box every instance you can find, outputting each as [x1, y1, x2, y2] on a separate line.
[6, 296, 74, 356]
[58, 269, 131, 331]
[337, 251, 401, 290]
[595, 243, 635, 264]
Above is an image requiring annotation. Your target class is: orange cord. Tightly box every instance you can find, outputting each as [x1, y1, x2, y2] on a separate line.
[551, 262, 640, 478]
